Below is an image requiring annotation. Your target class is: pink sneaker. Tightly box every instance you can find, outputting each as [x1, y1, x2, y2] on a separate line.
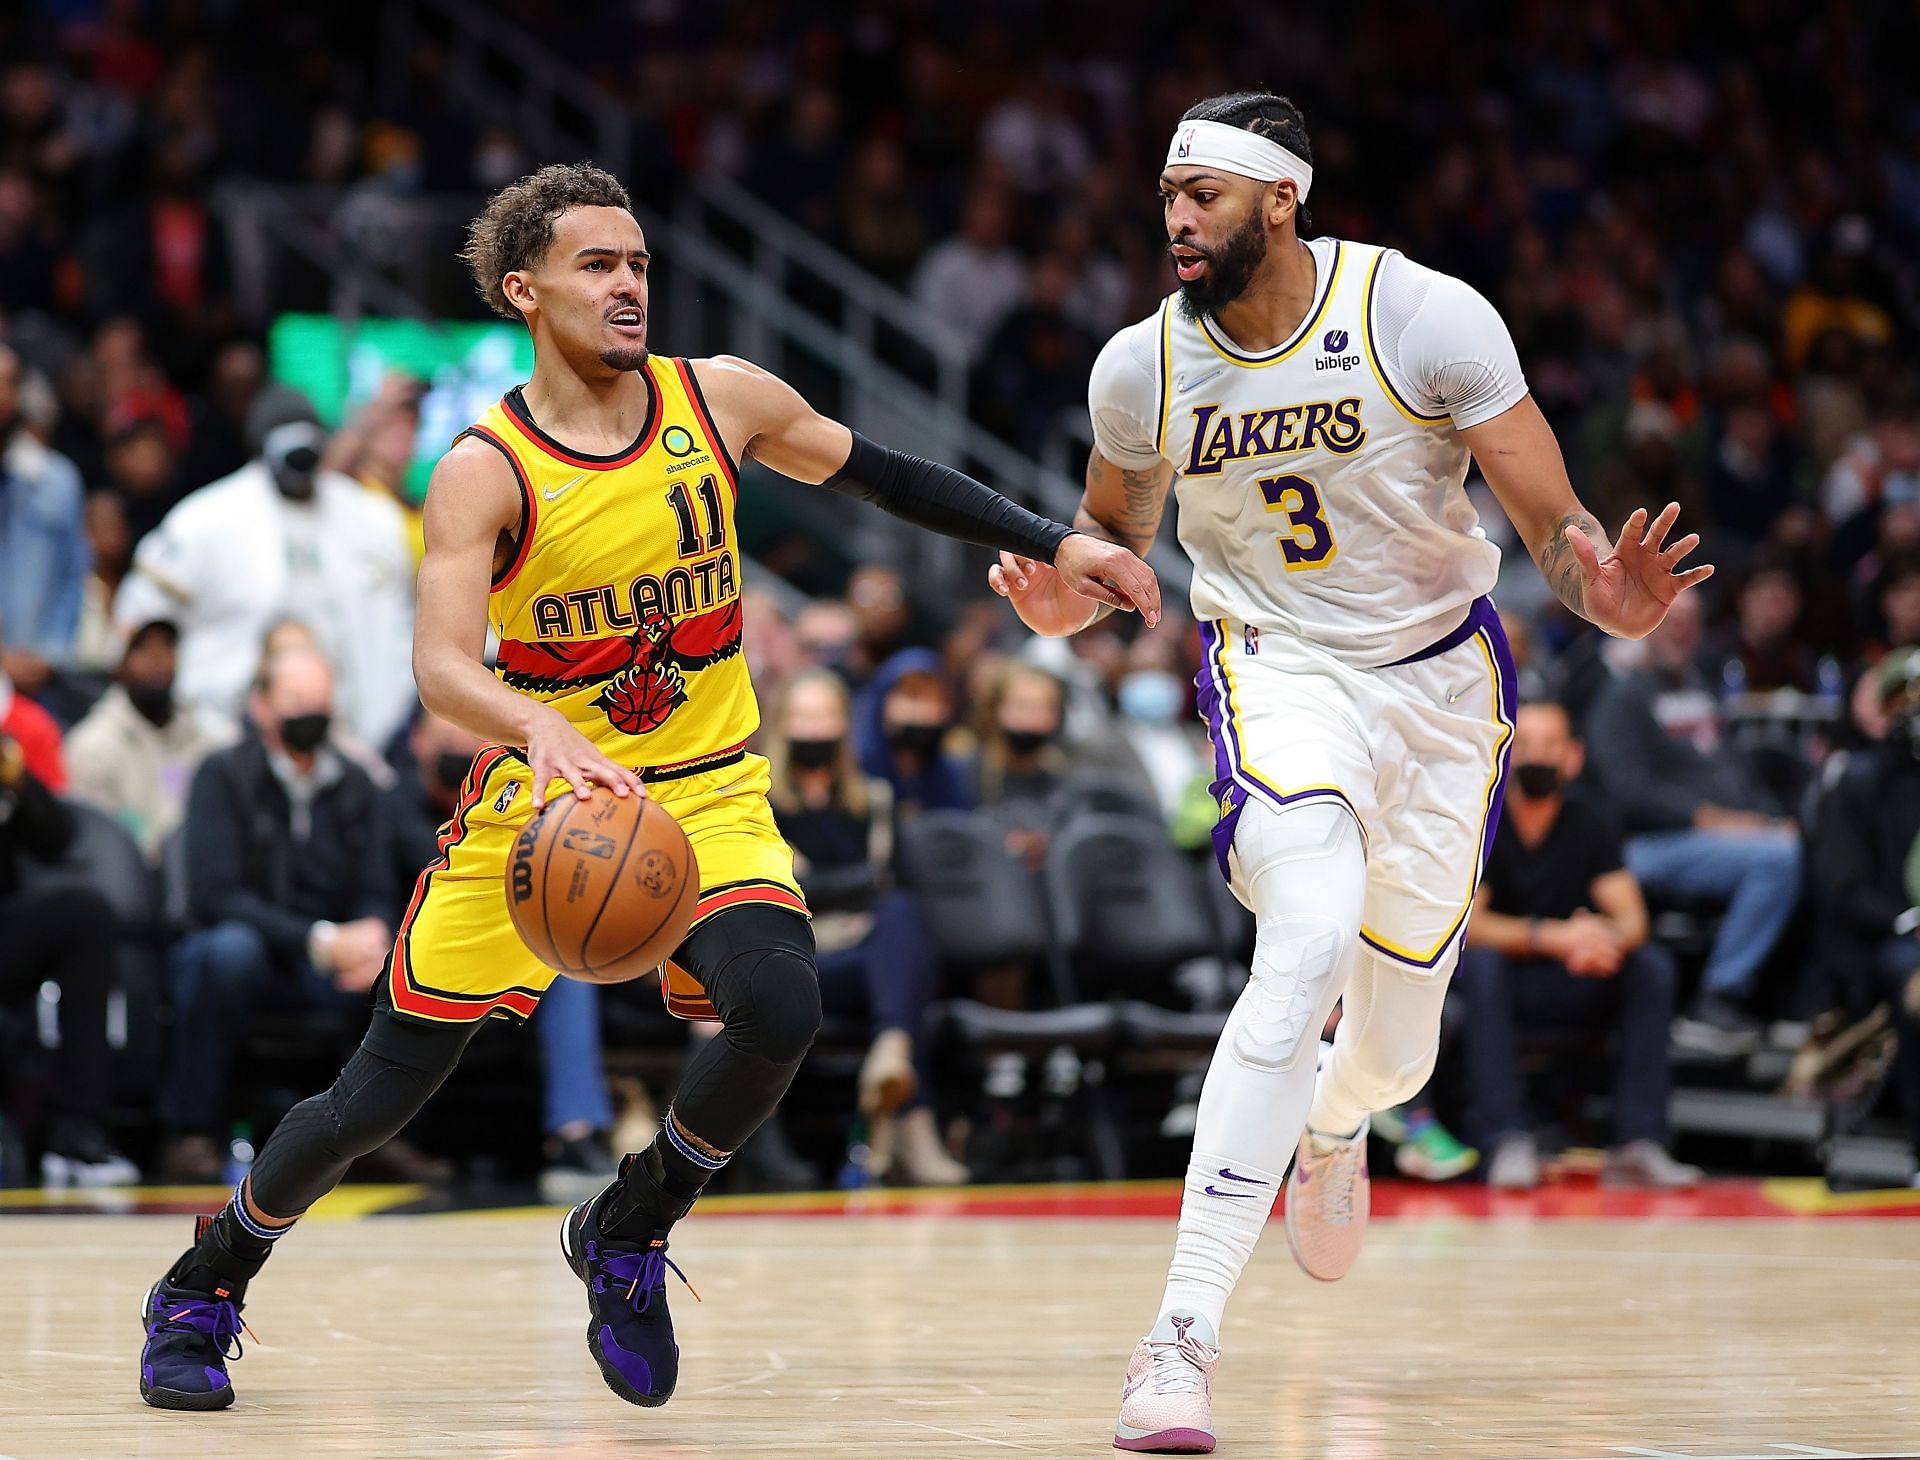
[1113, 1311, 1218, 1453]
[1283, 1119, 1371, 1282]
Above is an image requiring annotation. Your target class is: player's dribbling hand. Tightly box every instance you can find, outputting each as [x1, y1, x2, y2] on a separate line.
[525, 705, 646, 811]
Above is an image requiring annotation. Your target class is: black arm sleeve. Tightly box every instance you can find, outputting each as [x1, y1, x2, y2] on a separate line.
[821, 432, 1074, 563]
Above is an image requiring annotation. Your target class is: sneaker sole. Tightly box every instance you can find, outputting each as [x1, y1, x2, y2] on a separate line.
[1113, 1424, 1215, 1452]
[139, 1280, 236, 1411]
[560, 1205, 675, 1409]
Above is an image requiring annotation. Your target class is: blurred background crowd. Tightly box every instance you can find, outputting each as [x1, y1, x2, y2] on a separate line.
[4, 0, 1920, 1198]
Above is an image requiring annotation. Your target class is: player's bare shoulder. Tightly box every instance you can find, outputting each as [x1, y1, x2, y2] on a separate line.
[421, 430, 525, 556]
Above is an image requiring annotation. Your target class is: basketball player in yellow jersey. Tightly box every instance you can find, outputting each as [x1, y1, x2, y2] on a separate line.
[138, 163, 1160, 1416]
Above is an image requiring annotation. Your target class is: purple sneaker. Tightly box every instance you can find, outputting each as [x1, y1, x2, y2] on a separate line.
[140, 1277, 247, 1410]
[560, 1156, 699, 1408]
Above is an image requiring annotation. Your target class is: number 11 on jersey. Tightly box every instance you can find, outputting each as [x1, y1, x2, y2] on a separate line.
[1257, 473, 1338, 571]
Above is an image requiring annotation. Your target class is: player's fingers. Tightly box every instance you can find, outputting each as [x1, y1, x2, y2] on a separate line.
[599, 757, 644, 798]
[1660, 532, 1701, 565]
[1674, 563, 1716, 590]
[988, 563, 1010, 597]
[528, 755, 556, 810]
[1642, 501, 1680, 552]
[570, 762, 597, 800]
[1563, 522, 1602, 574]
[1073, 574, 1132, 611]
[1117, 558, 1163, 627]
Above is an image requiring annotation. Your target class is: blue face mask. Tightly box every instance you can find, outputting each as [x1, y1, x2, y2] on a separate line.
[1118, 670, 1185, 725]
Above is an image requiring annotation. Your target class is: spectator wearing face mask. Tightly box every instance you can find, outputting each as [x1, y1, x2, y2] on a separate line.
[112, 385, 416, 749]
[63, 619, 233, 860]
[1106, 631, 1210, 822]
[1460, 701, 1701, 1191]
[969, 661, 1069, 868]
[856, 647, 972, 816]
[375, 709, 617, 1202]
[155, 646, 422, 1182]
[770, 669, 967, 1185]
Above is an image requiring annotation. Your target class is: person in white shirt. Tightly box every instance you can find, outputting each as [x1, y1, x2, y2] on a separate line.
[909, 188, 1030, 363]
[64, 618, 233, 860]
[990, 91, 1716, 1454]
[113, 387, 416, 750]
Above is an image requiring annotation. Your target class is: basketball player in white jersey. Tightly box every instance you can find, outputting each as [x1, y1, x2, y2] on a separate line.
[989, 92, 1714, 1453]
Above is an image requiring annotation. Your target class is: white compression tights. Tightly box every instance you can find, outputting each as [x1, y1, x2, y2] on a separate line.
[1156, 798, 1457, 1332]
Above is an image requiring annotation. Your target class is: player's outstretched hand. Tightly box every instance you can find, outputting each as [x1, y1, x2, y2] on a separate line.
[525, 704, 646, 811]
[989, 537, 1162, 636]
[1563, 501, 1714, 640]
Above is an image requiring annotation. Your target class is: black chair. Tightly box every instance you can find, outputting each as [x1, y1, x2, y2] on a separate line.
[15, 800, 169, 1112]
[896, 811, 1052, 972]
[1201, 862, 1257, 968]
[1043, 813, 1219, 1000]
[899, 811, 1122, 1179]
[1051, 774, 1162, 824]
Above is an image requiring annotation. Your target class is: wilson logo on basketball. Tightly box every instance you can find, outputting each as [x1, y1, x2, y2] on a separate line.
[509, 827, 537, 905]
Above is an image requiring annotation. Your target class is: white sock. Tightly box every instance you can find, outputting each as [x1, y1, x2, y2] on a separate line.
[1154, 801, 1364, 1334]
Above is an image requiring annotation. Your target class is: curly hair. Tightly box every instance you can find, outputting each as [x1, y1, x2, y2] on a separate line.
[459, 162, 634, 322]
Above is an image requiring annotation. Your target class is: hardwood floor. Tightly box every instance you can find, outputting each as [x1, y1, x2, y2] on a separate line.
[6, 1204, 1918, 1458]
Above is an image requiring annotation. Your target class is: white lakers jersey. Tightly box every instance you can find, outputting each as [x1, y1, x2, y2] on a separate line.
[1089, 237, 1527, 666]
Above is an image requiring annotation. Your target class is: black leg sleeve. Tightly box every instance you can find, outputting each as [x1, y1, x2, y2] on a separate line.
[245, 1007, 477, 1219]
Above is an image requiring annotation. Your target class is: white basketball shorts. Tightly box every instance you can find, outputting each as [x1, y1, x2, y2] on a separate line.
[1195, 595, 1517, 974]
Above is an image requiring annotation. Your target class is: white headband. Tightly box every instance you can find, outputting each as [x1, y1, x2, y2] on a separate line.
[1166, 118, 1313, 202]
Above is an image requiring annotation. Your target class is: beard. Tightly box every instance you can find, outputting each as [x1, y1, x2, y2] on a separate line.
[599, 344, 650, 371]
[1173, 207, 1270, 319]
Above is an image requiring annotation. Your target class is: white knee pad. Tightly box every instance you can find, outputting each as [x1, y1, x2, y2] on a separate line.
[1225, 800, 1367, 1075]
[1230, 917, 1346, 1073]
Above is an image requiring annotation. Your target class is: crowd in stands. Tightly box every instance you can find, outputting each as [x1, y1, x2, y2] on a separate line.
[4, 2, 1920, 1192]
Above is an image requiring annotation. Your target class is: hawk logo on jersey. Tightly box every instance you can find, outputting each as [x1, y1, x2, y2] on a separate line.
[1184, 398, 1367, 476]
[494, 599, 744, 736]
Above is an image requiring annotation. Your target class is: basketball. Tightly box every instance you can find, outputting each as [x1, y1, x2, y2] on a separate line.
[505, 791, 699, 983]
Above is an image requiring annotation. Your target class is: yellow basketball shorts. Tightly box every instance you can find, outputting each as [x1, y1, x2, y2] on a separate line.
[386, 743, 808, 1024]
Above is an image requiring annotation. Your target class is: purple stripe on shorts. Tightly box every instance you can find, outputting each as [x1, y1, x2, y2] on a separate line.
[1387, 595, 1501, 667]
[1478, 608, 1519, 875]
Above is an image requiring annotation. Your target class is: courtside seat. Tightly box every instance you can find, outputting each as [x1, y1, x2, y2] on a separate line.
[896, 811, 1052, 971]
[1044, 813, 1218, 1002]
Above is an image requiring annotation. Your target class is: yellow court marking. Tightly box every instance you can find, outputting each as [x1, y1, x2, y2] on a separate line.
[1762, 1178, 1920, 1216]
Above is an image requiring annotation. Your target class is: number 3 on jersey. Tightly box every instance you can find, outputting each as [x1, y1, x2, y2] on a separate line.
[1257, 473, 1337, 571]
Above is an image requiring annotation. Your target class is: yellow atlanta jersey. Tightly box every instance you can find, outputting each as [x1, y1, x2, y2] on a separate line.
[461, 356, 756, 773]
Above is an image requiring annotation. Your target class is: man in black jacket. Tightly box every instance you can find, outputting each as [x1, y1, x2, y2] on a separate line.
[1811, 649, 1920, 1180]
[0, 726, 136, 1184]
[157, 647, 394, 1179]
[1584, 592, 1803, 1052]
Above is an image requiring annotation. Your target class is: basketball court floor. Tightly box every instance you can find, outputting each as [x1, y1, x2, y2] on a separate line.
[5, 1180, 1918, 1458]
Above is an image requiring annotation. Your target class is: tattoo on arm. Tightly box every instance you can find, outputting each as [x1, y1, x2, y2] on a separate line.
[1536, 510, 1605, 621]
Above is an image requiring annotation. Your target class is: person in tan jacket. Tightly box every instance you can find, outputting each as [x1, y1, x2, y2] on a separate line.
[64, 619, 233, 860]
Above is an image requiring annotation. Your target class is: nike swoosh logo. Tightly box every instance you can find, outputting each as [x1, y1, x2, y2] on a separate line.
[1122, 1379, 1145, 1400]
[1177, 367, 1226, 394]
[1446, 684, 1466, 704]
[1215, 1167, 1269, 1185]
[544, 472, 588, 502]
[1202, 1186, 1262, 1199]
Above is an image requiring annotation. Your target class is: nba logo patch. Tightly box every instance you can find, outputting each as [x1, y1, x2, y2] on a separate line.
[1243, 624, 1261, 656]
[494, 782, 520, 815]
[1176, 125, 1196, 159]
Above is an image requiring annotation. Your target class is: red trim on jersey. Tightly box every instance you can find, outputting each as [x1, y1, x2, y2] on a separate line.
[675, 357, 740, 501]
[388, 746, 545, 1025]
[462, 424, 539, 590]
[499, 369, 663, 470]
